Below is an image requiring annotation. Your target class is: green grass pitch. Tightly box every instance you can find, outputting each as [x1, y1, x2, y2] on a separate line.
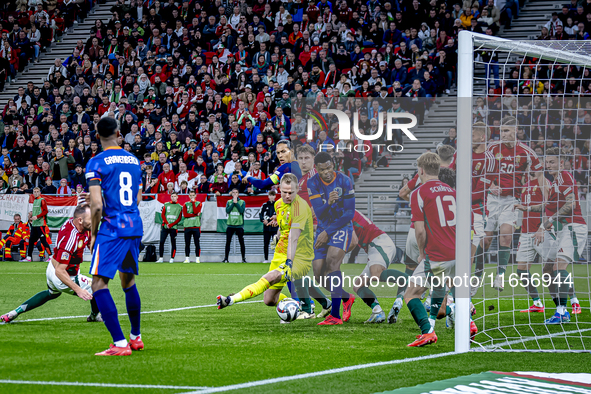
[0, 261, 590, 394]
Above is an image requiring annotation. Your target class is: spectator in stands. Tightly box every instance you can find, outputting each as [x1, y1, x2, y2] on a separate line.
[442, 127, 457, 148]
[56, 178, 72, 196]
[49, 148, 74, 188]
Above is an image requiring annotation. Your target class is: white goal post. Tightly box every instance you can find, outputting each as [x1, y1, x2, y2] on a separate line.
[455, 31, 591, 353]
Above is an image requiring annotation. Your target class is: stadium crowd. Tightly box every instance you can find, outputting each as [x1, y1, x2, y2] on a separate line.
[0, 0, 528, 197]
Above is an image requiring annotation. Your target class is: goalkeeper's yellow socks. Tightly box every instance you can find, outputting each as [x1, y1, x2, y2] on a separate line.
[498, 246, 510, 275]
[232, 278, 271, 303]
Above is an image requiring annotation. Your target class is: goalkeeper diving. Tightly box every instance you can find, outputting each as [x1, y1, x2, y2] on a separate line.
[216, 173, 315, 311]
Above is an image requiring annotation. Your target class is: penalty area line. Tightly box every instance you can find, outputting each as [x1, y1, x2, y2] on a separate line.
[182, 351, 459, 394]
[0, 380, 208, 390]
[13, 300, 263, 323]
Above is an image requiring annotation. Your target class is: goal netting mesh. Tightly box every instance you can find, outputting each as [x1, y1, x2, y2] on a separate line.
[467, 37, 591, 352]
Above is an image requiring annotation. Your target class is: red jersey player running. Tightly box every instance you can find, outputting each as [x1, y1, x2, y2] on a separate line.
[483, 116, 545, 291]
[1, 205, 101, 324]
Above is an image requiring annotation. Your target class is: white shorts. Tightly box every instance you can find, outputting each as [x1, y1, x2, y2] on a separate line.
[409, 258, 456, 287]
[46, 261, 93, 295]
[516, 232, 555, 263]
[554, 225, 576, 263]
[405, 227, 420, 265]
[472, 212, 486, 247]
[485, 195, 518, 232]
[572, 222, 588, 260]
[360, 234, 397, 278]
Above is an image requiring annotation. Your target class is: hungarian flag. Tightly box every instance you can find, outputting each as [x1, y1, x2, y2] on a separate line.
[33, 195, 79, 229]
[216, 195, 269, 233]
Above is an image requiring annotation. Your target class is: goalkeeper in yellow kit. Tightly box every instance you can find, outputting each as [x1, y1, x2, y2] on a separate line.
[216, 173, 314, 310]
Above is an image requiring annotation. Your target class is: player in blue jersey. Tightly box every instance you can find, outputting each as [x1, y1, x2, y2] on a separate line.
[87, 117, 144, 356]
[244, 140, 302, 189]
[308, 152, 356, 325]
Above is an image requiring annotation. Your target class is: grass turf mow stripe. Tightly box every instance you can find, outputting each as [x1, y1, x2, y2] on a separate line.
[0, 380, 209, 391]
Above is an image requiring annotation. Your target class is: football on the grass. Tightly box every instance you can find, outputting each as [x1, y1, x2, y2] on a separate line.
[276, 298, 301, 322]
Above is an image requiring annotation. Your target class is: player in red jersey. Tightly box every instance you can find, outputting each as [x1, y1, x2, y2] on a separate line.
[483, 116, 545, 291]
[348, 210, 403, 323]
[398, 145, 455, 314]
[542, 148, 584, 320]
[449, 123, 496, 295]
[1, 205, 101, 324]
[513, 172, 551, 313]
[405, 152, 456, 347]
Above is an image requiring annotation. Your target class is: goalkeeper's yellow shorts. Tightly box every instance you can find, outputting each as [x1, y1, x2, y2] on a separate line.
[268, 252, 312, 290]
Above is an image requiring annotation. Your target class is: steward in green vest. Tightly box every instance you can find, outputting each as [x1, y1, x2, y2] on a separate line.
[157, 192, 182, 263]
[223, 188, 246, 263]
[26, 187, 52, 261]
[182, 190, 202, 263]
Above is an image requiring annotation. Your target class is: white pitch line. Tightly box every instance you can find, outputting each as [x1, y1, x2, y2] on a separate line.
[181, 351, 459, 394]
[0, 380, 207, 391]
[13, 301, 263, 323]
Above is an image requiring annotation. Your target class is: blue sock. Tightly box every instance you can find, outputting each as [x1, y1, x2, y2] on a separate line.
[287, 281, 300, 302]
[327, 271, 343, 319]
[123, 284, 141, 337]
[93, 288, 125, 343]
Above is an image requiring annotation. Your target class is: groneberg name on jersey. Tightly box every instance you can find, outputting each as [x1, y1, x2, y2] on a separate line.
[104, 156, 139, 165]
[430, 185, 454, 193]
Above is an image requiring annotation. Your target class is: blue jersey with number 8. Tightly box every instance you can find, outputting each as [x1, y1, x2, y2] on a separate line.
[86, 147, 143, 238]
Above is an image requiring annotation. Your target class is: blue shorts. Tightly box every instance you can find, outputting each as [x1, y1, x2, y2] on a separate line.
[89, 233, 141, 279]
[314, 226, 354, 260]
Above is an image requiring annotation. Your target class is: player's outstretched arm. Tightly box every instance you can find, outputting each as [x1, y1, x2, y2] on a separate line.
[53, 260, 92, 300]
[246, 174, 277, 189]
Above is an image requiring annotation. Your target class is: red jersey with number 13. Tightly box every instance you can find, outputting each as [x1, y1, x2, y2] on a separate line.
[410, 179, 456, 262]
[486, 141, 542, 197]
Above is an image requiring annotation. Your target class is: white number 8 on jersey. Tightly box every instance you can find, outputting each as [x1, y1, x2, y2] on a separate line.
[119, 172, 133, 206]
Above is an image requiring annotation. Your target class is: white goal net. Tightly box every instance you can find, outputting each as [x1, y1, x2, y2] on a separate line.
[456, 32, 591, 352]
